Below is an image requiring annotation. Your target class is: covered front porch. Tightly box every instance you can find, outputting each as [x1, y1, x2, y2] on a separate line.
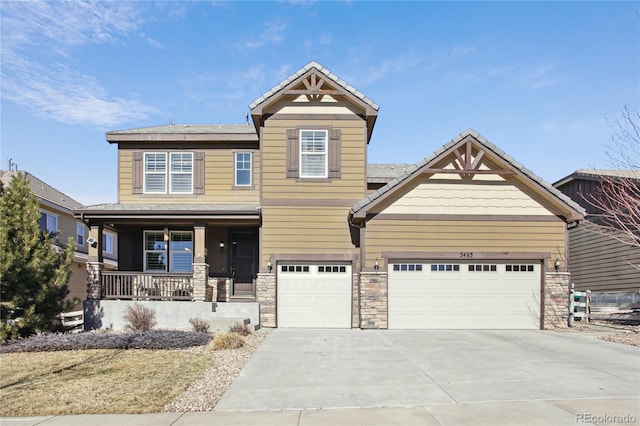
[76, 204, 261, 304]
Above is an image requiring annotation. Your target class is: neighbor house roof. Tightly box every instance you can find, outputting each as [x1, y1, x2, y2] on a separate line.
[553, 169, 640, 187]
[367, 164, 414, 184]
[351, 129, 586, 222]
[249, 61, 379, 112]
[0, 170, 82, 213]
[106, 124, 258, 143]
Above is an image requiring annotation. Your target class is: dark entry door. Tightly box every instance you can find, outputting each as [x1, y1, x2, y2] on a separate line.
[231, 230, 257, 296]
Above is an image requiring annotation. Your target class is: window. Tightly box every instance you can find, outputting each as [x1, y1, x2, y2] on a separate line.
[469, 264, 497, 272]
[235, 152, 252, 186]
[300, 130, 327, 178]
[39, 212, 58, 233]
[318, 265, 347, 273]
[506, 264, 535, 272]
[102, 232, 114, 254]
[280, 265, 310, 273]
[76, 223, 85, 246]
[143, 230, 192, 272]
[392, 263, 423, 272]
[143, 152, 193, 194]
[430, 264, 460, 272]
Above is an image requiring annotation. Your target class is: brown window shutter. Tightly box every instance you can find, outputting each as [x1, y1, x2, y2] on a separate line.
[132, 151, 143, 194]
[194, 151, 205, 194]
[328, 129, 341, 178]
[286, 129, 299, 178]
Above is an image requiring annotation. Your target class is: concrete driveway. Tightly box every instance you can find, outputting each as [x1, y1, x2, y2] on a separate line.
[215, 329, 639, 411]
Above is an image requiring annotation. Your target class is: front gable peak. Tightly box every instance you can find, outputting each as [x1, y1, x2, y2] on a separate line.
[249, 62, 379, 141]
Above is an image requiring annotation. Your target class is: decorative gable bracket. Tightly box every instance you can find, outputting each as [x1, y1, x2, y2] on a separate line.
[284, 73, 343, 101]
[423, 138, 515, 179]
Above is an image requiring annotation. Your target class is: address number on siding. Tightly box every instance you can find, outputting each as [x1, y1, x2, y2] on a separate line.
[460, 252, 474, 258]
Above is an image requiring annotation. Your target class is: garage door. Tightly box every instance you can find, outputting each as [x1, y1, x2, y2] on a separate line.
[388, 261, 541, 329]
[277, 263, 352, 328]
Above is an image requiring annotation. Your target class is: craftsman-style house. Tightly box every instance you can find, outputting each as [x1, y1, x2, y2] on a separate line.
[76, 62, 584, 330]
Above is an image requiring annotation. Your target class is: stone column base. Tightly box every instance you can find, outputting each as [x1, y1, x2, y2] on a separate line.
[544, 272, 570, 329]
[359, 272, 388, 329]
[86, 262, 104, 300]
[256, 273, 276, 327]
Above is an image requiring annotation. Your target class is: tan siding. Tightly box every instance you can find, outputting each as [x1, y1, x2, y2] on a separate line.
[118, 148, 260, 204]
[381, 180, 554, 216]
[364, 219, 566, 270]
[568, 222, 640, 292]
[67, 261, 87, 308]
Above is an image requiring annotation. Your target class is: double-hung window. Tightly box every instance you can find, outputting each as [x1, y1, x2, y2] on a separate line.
[235, 152, 252, 186]
[76, 223, 85, 246]
[300, 130, 328, 178]
[102, 232, 114, 255]
[39, 211, 58, 234]
[144, 152, 193, 194]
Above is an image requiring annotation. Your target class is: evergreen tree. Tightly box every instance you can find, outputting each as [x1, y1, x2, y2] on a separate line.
[0, 172, 76, 338]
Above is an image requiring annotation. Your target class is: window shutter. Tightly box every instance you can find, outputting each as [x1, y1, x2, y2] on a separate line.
[132, 152, 143, 194]
[286, 129, 299, 178]
[328, 129, 341, 178]
[194, 151, 205, 194]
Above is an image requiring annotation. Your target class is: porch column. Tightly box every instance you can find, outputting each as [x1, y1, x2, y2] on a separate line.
[192, 225, 208, 301]
[86, 224, 103, 300]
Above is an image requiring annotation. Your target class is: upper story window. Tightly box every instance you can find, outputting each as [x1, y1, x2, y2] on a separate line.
[143, 152, 193, 194]
[300, 130, 328, 178]
[76, 223, 85, 246]
[39, 211, 58, 234]
[235, 152, 252, 186]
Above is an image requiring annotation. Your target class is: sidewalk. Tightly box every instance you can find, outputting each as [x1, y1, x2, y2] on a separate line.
[3, 398, 639, 426]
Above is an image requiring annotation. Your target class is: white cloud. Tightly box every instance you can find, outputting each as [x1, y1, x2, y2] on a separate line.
[0, 1, 158, 127]
[350, 51, 424, 86]
[236, 20, 287, 49]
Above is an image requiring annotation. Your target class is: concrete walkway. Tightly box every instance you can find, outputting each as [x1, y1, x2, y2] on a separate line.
[3, 398, 639, 425]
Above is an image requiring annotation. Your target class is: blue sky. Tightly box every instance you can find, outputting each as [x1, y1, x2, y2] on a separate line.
[1, 1, 638, 205]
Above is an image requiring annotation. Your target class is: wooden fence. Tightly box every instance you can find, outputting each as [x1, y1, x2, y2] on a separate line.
[569, 283, 591, 326]
[60, 310, 84, 333]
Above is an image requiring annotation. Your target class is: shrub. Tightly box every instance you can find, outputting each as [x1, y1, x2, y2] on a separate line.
[189, 318, 210, 333]
[123, 303, 157, 332]
[229, 321, 252, 336]
[210, 332, 245, 350]
[0, 322, 19, 341]
[0, 329, 213, 353]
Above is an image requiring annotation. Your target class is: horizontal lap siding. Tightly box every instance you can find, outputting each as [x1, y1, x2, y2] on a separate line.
[118, 149, 259, 204]
[365, 219, 566, 268]
[568, 223, 640, 292]
[261, 116, 366, 268]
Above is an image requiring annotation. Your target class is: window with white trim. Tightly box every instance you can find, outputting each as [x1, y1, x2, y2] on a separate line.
[143, 230, 193, 272]
[39, 211, 58, 233]
[144, 152, 193, 194]
[506, 264, 535, 272]
[76, 223, 85, 246]
[430, 264, 460, 272]
[300, 130, 327, 178]
[235, 152, 252, 186]
[102, 232, 114, 254]
[392, 263, 423, 271]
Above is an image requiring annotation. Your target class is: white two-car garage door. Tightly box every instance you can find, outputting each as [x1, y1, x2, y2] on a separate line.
[277, 263, 352, 328]
[388, 261, 541, 329]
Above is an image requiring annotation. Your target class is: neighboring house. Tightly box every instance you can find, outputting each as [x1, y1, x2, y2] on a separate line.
[76, 61, 584, 330]
[554, 169, 640, 293]
[0, 170, 117, 308]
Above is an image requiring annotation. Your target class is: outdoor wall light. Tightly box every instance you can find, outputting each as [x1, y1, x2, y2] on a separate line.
[219, 241, 225, 250]
[268, 260, 273, 272]
[374, 259, 379, 271]
[554, 259, 561, 272]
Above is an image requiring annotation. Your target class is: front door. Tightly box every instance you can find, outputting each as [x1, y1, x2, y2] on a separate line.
[230, 229, 257, 296]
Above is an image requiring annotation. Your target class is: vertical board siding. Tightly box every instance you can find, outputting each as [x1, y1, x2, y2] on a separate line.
[364, 219, 566, 270]
[118, 149, 260, 204]
[568, 222, 640, 292]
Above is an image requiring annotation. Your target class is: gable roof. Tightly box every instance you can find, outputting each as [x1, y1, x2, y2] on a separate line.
[249, 61, 379, 142]
[351, 129, 586, 223]
[0, 170, 82, 212]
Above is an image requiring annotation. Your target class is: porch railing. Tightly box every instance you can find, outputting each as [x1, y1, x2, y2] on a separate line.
[101, 272, 194, 301]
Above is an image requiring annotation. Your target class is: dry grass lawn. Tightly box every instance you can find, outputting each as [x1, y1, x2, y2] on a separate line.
[1, 349, 213, 416]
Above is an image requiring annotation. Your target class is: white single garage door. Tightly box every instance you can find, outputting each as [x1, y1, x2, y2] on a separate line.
[388, 261, 541, 329]
[277, 263, 352, 328]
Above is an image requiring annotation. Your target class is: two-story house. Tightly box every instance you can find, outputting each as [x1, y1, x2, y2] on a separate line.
[554, 169, 640, 293]
[76, 61, 584, 330]
[1, 170, 117, 309]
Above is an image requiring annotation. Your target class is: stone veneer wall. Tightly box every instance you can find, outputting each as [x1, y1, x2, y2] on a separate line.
[256, 272, 276, 327]
[86, 262, 103, 300]
[352, 273, 360, 328]
[192, 263, 209, 302]
[544, 272, 570, 329]
[359, 272, 388, 329]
